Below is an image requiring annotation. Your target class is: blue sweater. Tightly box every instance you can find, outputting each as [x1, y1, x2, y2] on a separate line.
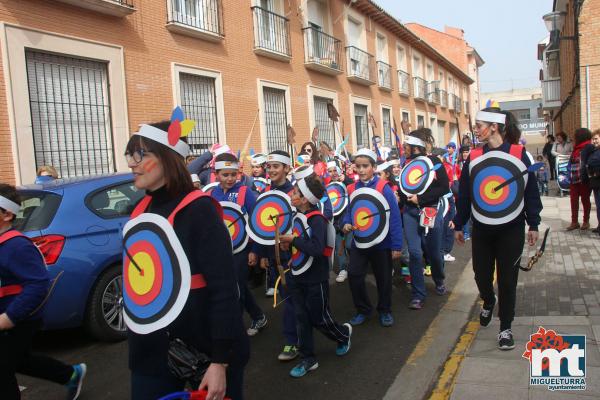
[291, 207, 329, 284]
[341, 176, 403, 251]
[0, 232, 50, 323]
[453, 142, 542, 231]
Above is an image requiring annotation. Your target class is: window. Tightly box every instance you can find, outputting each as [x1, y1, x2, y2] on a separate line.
[417, 114, 425, 129]
[512, 109, 531, 121]
[412, 54, 422, 78]
[347, 18, 362, 47]
[381, 107, 392, 147]
[396, 45, 407, 71]
[402, 111, 410, 123]
[314, 96, 335, 147]
[354, 104, 368, 149]
[426, 63, 434, 82]
[179, 73, 220, 154]
[87, 181, 145, 219]
[263, 87, 288, 152]
[437, 121, 446, 147]
[171, 0, 221, 34]
[376, 33, 387, 62]
[14, 191, 62, 232]
[26, 50, 114, 178]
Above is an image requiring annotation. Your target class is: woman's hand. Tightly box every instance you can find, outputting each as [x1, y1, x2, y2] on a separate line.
[279, 234, 294, 245]
[528, 230, 539, 246]
[342, 224, 355, 234]
[448, 221, 455, 230]
[454, 231, 465, 245]
[260, 258, 269, 270]
[0, 313, 15, 330]
[198, 363, 227, 400]
[248, 252, 257, 266]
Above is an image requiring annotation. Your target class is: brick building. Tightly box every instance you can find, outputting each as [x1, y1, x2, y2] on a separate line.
[0, 0, 474, 185]
[540, 0, 600, 137]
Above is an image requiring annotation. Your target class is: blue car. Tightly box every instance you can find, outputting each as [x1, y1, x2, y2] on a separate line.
[16, 173, 144, 341]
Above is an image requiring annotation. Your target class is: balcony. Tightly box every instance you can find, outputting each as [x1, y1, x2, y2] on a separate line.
[448, 93, 455, 110]
[346, 46, 374, 85]
[426, 82, 440, 105]
[303, 27, 342, 75]
[413, 77, 427, 101]
[167, 0, 224, 41]
[377, 61, 392, 91]
[54, 0, 135, 17]
[398, 70, 410, 96]
[542, 78, 561, 109]
[252, 6, 291, 61]
[439, 89, 448, 108]
[453, 95, 462, 113]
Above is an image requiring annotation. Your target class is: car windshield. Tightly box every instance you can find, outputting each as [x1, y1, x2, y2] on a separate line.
[13, 191, 62, 232]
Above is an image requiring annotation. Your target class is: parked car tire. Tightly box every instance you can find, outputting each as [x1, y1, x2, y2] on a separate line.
[85, 264, 127, 341]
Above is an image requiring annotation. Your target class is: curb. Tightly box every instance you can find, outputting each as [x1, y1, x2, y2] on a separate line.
[383, 259, 479, 400]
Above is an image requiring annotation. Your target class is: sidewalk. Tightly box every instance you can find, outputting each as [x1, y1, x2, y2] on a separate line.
[449, 195, 600, 399]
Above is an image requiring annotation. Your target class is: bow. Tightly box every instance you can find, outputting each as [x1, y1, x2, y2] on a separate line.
[520, 228, 550, 271]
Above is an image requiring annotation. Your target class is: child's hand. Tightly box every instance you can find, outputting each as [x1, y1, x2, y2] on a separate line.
[248, 252, 258, 266]
[260, 258, 269, 269]
[342, 224, 355, 234]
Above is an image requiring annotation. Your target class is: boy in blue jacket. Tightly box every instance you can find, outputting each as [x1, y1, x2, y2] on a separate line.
[0, 183, 86, 400]
[279, 176, 352, 378]
[342, 149, 403, 327]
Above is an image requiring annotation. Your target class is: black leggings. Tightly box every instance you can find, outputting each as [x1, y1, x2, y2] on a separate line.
[471, 223, 525, 331]
[0, 320, 73, 400]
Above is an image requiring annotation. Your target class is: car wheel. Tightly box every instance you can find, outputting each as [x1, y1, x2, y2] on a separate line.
[85, 264, 127, 341]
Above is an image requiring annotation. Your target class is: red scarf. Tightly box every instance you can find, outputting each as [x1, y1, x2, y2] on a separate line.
[572, 140, 591, 160]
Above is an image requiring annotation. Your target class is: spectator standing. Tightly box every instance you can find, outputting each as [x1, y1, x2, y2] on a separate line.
[567, 128, 594, 231]
[551, 132, 573, 157]
[542, 135, 557, 180]
[586, 130, 600, 234]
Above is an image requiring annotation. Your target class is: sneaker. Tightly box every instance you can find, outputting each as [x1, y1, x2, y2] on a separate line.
[444, 253, 456, 262]
[464, 233, 471, 241]
[498, 329, 515, 350]
[336, 323, 352, 356]
[336, 270, 348, 283]
[265, 288, 275, 297]
[424, 265, 432, 276]
[247, 315, 267, 336]
[349, 313, 369, 326]
[289, 359, 319, 378]
[66, 363, 86, 400]
[401, 266, 410, 276]
[379, 312, 394, 327]
[408, 299, 423, 310]
[480, 296, 497, 327]
[278, 345, 299, 361]
[435, 284, 447, 296]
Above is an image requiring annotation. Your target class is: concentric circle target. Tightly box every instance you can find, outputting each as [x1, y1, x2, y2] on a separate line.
[348, 187, 390, 249]
[122, 213, 191, 335]
[290, 213, 313, 275]
[469, 151, 527, 225]
[248, 191, 293, 245]
[220, 201, 248, 254]
[252, 177, 269, 193]
[326, 182, 348, 217]
[399, 156, 436, 196]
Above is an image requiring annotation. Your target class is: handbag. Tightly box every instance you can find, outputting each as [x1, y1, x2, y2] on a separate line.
[167, 337, 211, 387]
[419, 206, 438, 235]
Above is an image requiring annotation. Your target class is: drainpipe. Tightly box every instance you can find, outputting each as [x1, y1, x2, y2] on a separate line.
[586, 65, 591, 129]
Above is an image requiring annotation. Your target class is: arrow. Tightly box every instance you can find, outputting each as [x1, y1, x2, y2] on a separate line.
[493, 162, 544, 192]
[123, 245, 143, 276]
[412, 163, 442, 181]
[360, 209, 390, 221]
[227, 214, 245, 228]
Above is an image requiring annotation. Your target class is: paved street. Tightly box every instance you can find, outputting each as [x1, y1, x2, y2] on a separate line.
[18, 245, 473, 400]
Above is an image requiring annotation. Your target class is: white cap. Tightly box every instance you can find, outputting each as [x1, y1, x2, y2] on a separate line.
[267, 153, 291, 166]
[250, 154, 267, 166]
[376, 161, 393, 172]
[214, 144, 231, 156]
[294, 165, 314, 180]
[405, 135, 427, 148]
[354, 148, 378, 163]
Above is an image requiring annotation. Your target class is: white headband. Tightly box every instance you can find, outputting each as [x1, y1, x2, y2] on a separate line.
[214, 161, 239, 170]
[0, 195, 20, 214]
[297, 178, 319, 205]
[214, 144, 231, 156]
[250, 154, 267, 165]
[327, 161, 338, 169]
[389, 159, 400, 166]
[476, 111, 506, 125]
[190, 174, 200, 183]
[354, 148, 378, 162]
[267, 153, 291, 166]
[376, 161, 393, 172]
[136, 125, 190, 158]
[405, 135, 426, 148]
[294, 165, 314, 180]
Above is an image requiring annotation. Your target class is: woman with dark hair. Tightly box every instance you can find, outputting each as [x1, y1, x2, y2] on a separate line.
[543, 135, 557, 180]
[498, 110, 522, 145]
[301, 142, 320, 165]
[398, 128, 449, 310]
[551, 132, 573, 156]
[566, 128, 594, 231]
[319, 141, 333, 161]
[454, 108, 542, 350]
[587, 130, 600, 234]
[123, 116, 248, 400]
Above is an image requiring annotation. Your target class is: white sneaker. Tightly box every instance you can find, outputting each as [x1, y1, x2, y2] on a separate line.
[336, 270, 348, 283]
[265, 288, 275, 297]
[444, 254, 456, 262]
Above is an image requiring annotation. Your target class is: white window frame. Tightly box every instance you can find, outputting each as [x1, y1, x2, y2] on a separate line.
[172, 63, 227, 146]
[344, 8, 366, 50]
[412, 50, 423, 78]
[425, 60, 434, 82]
[400, 108, 412, 124]
[0, 23, 129, 184]
[396, 43, 407, 71]
[416, 110, 427, 129]
[257, 79, 292, 153]
[376, 32, 388, 62]
[349, 94, 371, 152]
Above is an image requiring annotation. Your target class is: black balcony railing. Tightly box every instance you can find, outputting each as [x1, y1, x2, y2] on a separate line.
[377, 61, 392, 89]
[252, 6, 290, 57]
[346, 46, 374, 82]
[398, 70, 410, 96]
[168, 0, 223, 37]
[426, 82, 440, 104]
[439, 89, 448, 108]
[303, 27, 341, 70]
[413, 77, 427, 100]
[107, 0, 133, 5]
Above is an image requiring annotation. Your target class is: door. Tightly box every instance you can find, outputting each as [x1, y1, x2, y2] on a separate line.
[354, 104, 368, 149]
[263, 87, 288, 152]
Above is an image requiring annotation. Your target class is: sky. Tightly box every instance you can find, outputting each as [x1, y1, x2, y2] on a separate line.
[375, 0, 552, 94]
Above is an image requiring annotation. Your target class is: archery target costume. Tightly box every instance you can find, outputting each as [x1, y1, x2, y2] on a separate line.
[454, 142, 542, 331]
[341, 176, 403, 316]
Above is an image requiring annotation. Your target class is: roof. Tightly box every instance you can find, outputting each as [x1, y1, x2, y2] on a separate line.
[352, 0, 474, 84]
